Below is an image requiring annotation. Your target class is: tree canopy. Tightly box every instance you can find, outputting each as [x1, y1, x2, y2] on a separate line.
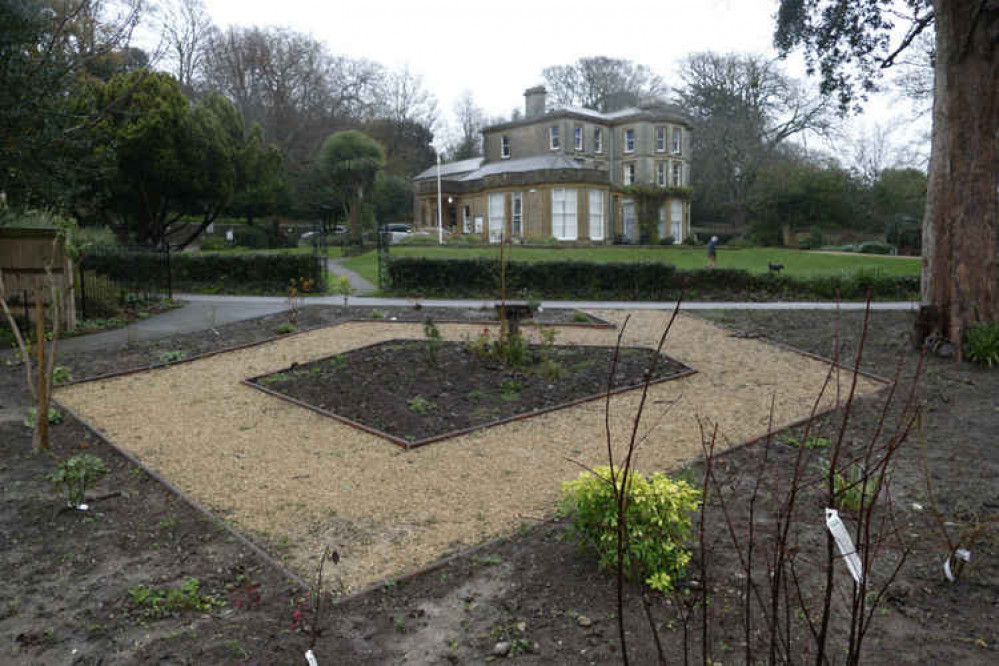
[316, 131, 385, 241]
[543, 56, 668, 112]
[775, 2, 999, 356]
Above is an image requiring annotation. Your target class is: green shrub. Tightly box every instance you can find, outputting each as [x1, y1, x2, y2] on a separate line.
[385, 257, 919, 301]
[798, 231, 825, 250]
[82, 250, 323, 294]
[724, 237, 755, 249]
[25, 407, 62, 428]
[275, 322, 296, 335]
[448, 234, 484, 245]
[232, 225, 269, 249]
[52, 366, 73, 384]
[408, 395, 434, 415]
[47, 454, 108, 506]
[559, 466, 701, 593]
[964, 321, 999, 367]
[857, 240, 893, 255]
[199, 236, 227, 251]
[159, 350, 187, 364]
[128, 578, 224, 619]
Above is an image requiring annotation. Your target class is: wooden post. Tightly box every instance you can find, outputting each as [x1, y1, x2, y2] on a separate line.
[34, 294, 49, 450]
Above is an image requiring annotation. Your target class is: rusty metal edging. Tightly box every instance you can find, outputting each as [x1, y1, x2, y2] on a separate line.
[60, 315, 614, 389]
[243, 350, 697, 450]
[54, 402, 310, 591]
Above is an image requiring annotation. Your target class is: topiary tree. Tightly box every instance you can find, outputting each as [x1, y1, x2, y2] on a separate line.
[317, 131, 385, 244]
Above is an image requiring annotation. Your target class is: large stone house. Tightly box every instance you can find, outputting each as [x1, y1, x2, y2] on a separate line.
[413, 86, 692, 244]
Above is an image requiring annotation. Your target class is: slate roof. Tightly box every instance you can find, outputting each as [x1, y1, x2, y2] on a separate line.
[458, 154, 586, 181]
[413, 157, 485, 181]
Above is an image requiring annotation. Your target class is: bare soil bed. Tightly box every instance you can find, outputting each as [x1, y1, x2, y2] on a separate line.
[249, 340, 691, 445]
[0, 306, 994, 665]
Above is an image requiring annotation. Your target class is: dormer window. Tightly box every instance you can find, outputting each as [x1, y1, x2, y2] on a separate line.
[672, 127, 682, 155]
[550, 125, 560, 150]
[574, 126, 583, 151]
[501, 135, 511, 159]
[656, 126, 666, 152]
[624, 128, 635, 153]
[594, 128, 603, 153]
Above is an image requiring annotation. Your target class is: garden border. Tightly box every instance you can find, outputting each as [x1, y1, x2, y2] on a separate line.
[242, 342, 697, 450]
[49, 309, 895, 602]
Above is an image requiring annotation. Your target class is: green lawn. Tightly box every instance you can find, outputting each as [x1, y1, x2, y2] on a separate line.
[340, 246, 920, 287]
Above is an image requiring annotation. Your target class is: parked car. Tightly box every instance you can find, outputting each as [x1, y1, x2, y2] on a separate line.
[381, 223, 412, 234]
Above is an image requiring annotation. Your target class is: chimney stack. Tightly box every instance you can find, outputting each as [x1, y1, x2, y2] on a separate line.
[524, 86, 547, 118]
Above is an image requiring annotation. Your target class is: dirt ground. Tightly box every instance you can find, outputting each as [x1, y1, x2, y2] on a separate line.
[1, 305, 996, 665]
[53, 310, 879, 595]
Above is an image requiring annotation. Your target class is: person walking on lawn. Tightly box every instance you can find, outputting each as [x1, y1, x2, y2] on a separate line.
[707, 236, 718, 267]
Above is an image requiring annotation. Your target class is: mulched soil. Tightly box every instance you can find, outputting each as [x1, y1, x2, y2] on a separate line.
[250, 340, 690, 445]
[1, 306, 996, 665]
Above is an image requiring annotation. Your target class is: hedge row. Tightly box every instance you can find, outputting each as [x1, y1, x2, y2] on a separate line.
[386, 258, 920, 301]
[82, 249, 324, 293]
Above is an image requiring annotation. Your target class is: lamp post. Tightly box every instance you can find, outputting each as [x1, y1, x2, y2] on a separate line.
[436, 153, 444, 245]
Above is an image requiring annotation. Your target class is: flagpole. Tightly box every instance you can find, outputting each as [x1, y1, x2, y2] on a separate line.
[436, 153, 443, 245]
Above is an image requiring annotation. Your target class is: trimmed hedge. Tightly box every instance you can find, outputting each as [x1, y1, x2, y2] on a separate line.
[386, 258, 920, 301]
[82, 249, 324, 294]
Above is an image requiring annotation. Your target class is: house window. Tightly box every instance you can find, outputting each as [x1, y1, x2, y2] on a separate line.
[656, 126, 666, 152]
[672, 127, 682, 154]
[622, 199, 637, 242]
[551, 188, 578, 240]
[656, 161, 666, 187]
[550, 125, 560, 150]
[672, 161, 682, 187]
[512, 192, 523, 237]
[463, 205, 471, 233]
[574, 126, 583, 151]
[658, 205, 667, 240]
[594, 128, 603, 153]
[623, 163, 635, 186]
[588, 190, 604, 241]
[488, 192, 505, 243]
[671, 199, 683, 242]
[501, 135, 510, 159]
[624, 128, 635, 153]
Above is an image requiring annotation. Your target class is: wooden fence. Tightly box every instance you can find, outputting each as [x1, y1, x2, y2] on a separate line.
[0, 227, 76, 331]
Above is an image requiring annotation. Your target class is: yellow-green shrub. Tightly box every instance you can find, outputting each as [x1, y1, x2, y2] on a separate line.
[559, 465, 701, 593]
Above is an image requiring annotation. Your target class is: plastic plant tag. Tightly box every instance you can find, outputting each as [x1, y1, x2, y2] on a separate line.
[305, 649, 318, 666]
[825, 509, 863, 584]
[943, 548, 971, 582]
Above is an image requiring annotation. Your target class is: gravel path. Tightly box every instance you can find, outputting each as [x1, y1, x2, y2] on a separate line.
[55, 310, 884, 592]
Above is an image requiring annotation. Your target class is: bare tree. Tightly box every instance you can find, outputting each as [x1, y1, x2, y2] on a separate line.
[676, 52, 835, 228]
[448, 89, 484, 160]
[376, 65, 438, 132]
[543, 56, 668, 112]
[158, 0, 213, 92]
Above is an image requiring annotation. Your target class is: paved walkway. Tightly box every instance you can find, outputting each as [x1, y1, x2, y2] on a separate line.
[326, 257, 377, 294]
[47, 294, 918, 355]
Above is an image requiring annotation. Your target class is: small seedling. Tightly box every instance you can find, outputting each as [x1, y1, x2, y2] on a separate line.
[408, 395, 435, 415]
[467, 388, 484, 403]
[275, 322, 296, 335]
[423, 319, 443, 366]
[128, 578, 224, 619]
[572, 312, 590, 323]
[47, 454, 108, 506]
[499, 380, 521, 401]
[783, 435, 830, 450]
[25, 407, 62, 428]
[159, 350, 186, 364]
[52, 365, 73, 384]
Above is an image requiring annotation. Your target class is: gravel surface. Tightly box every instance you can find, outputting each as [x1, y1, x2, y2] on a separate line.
[55, 310, 884, 592]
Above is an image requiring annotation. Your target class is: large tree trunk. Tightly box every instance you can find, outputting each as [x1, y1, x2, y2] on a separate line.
[918, 2, 999, 359]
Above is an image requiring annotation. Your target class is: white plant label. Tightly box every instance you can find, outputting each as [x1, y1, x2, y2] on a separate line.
[825, 509, 863, 584]
[943, 548, 971, 583]
[304, 649, 318, 666]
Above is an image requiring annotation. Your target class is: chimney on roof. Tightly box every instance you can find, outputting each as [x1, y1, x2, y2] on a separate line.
[524, 86, 547, 118]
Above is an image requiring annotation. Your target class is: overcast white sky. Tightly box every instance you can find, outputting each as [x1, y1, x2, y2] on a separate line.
[179, 0, 930, 165]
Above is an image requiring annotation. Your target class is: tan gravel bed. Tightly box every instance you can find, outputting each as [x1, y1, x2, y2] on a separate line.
[55, 310, 884, 592]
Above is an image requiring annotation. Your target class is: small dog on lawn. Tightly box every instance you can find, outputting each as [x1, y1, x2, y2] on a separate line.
[768, 262, 785, 274]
